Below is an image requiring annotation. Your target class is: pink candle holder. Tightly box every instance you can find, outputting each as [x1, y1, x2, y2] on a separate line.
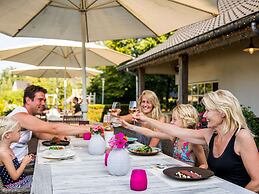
[130, 169, 148, 191]
[104, 149, 111, 166]
[83, 132, 91, 140]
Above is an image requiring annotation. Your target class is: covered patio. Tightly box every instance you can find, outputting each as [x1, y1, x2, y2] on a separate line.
[119, 0, 259, 115]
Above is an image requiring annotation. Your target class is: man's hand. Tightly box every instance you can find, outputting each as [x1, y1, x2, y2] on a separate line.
[58, 135, 70, 141]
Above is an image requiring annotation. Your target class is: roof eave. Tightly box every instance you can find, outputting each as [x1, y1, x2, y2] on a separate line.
[118, 12, 259, 71]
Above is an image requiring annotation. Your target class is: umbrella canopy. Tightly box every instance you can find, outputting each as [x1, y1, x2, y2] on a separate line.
[10, 66, 103, 78]
[0, 0, 218, 120]
[0, 39, 132, 68]
[0, 0, 218, 41]
[10, 66, 102, 112]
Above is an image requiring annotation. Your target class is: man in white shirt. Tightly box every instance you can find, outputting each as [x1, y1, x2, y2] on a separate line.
[8, 85, 91, 162]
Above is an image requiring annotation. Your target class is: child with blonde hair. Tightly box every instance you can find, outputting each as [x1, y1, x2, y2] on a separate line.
[121, 104, 208, 168]
[0, 117, 34, 189]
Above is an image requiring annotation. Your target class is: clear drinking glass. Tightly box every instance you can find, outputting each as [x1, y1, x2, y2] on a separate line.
[129, 101, 138, 124]
[103, 114, 111, 128]
[111, 102, 121, 116]
[129, 101, 137, 115]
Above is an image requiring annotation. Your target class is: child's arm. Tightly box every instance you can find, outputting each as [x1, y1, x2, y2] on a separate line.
[120, 119, 170, 140]
[192, 144, 208, 169]
[1, 153, 34, 180]
[149, 116, 166, 147]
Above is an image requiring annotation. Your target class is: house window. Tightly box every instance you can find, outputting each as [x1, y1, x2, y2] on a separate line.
[188, 81, 218, 104]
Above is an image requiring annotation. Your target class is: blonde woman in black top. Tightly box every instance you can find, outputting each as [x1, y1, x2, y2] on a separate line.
[131, 90, 259, 192]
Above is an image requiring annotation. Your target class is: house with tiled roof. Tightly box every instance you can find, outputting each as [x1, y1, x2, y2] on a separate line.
[119, 0, 259, 115]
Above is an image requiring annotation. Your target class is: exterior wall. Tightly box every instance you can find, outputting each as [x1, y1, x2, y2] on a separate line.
[186, 37, 259, 116]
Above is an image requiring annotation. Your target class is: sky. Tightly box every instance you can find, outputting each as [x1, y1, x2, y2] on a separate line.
[0, 33, 42, 72]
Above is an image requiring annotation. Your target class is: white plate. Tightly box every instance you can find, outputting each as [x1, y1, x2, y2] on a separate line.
[42, 150, 75, 159]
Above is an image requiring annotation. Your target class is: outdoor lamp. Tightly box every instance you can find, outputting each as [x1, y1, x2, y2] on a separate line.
[243, 38, 259, 54]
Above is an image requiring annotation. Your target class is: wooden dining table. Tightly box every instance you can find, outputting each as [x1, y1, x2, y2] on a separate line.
[30, 136, 254, 194]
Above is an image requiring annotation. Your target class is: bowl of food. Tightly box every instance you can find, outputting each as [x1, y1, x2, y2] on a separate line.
[48, 145, 66, 156]
[127, 145, 160, 156]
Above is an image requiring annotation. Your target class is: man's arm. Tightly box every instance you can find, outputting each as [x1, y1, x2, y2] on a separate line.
[33, 132, 68, 140]
[13, 112, 90, 135]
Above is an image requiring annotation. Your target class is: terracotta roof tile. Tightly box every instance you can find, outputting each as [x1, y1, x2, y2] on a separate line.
[124, 0, 259, 68]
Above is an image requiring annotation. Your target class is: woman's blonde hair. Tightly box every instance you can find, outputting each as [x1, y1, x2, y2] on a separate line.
[0, 117, 20, 141]
[137, 90, 163, 120]
[201, 89, 248, 134]
[172, 104, 198, 129]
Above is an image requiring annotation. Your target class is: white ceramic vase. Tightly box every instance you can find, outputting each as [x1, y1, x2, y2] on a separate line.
[88, 134, 105, 155]
[107, 148, 130, 176]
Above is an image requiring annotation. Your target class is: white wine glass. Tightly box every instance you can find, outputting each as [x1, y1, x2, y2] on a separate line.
[111, 102, 121, 115]
[110, 102, 121, 127]
[129, 101, 137, 115]
[129, 101, 138, 124]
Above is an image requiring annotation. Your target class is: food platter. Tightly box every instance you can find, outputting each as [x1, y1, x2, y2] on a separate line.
[127, 145, 160, 156]
[42, 140, 70, 146]
[42, 149, 75, 159]
[163, 166, 214, 181]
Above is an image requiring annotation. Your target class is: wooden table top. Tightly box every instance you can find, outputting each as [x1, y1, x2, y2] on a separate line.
[31, 137, 254, 194]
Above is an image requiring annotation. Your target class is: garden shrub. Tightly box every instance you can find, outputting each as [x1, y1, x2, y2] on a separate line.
[87, 104, 129, 122]
[241, 106, 259, 147]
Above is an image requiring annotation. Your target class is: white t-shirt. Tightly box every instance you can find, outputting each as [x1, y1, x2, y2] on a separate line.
[7, 107, 32, 162]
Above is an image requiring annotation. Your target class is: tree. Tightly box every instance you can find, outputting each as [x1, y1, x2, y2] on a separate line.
[88, 66, 136, 104]
[88, 32, 177, 109]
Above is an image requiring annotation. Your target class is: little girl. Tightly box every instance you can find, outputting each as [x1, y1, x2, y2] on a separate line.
[121, 104, 208, 168]
[0, 117, 34, 189]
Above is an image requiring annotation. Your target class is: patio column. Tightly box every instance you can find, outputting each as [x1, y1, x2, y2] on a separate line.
[137, 67, 145, 97]
[178, 54, 188, 104]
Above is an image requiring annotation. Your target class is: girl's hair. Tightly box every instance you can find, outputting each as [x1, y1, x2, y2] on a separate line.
[172, 104, 198, 129]
[0, 117, 20, 141]
[201, 89, 248, 134]
[137, 90, 163, 120]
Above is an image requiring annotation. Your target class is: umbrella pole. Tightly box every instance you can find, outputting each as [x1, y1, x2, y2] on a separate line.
[56, 76, 59, 109]
[101, 77, 105, 104]
[81, 10, 88, 121]
[64, 78, 67, 114]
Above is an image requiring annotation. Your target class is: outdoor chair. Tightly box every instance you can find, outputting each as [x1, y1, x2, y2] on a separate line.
[0, 178, 30, 194]
[161, 139, 174, 157]
[0, 160, 34, 194]
[62, 115, 84, 125]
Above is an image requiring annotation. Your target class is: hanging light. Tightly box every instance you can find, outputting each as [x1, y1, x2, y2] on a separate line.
[243, 38, 259, 54]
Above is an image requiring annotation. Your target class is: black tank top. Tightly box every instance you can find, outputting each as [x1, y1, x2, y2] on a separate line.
[207, 129, 250, 187]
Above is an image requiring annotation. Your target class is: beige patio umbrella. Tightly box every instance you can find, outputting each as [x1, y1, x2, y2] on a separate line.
[0, 39, 132, 68]
[0, 0, 218, 41]
[0, 39, 132, 117]
[10, 66, 103, 112]
[0, 0, 218, 120]
[10, 66, 102, 78]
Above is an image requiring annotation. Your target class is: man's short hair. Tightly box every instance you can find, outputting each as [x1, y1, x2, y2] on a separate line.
[23, 85, 47, 105]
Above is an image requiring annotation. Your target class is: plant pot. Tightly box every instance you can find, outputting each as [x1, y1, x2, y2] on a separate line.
[88, 134, 105, 155]
[107, 148, 130, 176]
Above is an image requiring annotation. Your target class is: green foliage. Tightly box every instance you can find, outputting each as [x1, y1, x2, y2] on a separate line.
[145, 74, 177, 111]
[0, 67, 77, 115]
[104, 32, 173, 58]
[87, 104, 129, 122]
[88, 66, 136, 104]
[241, 106, 259, 147]
[193, 104, 206, 113]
